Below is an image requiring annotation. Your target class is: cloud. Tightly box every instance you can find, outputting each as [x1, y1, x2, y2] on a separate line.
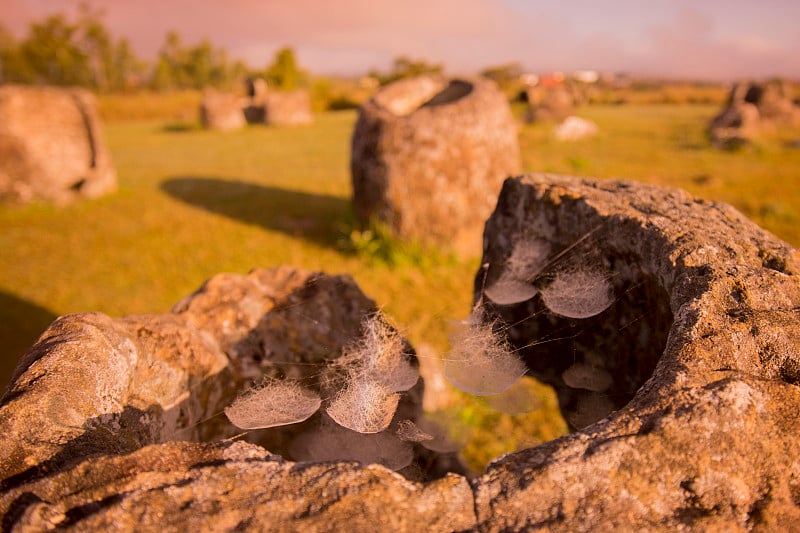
[631, 7, 800, 79]
[3, 0, 798, 79]
[1, 0, 34, 33]
[216, 0, 533, 72]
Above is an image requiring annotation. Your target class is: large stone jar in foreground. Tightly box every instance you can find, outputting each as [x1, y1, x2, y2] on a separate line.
[474, 174, 800, 530]
[351, 75, 520, 256]
[2, 175, 800, 531]
[0, 85, 117, 205]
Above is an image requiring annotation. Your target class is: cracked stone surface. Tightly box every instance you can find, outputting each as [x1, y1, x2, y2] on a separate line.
[3, 175, 800, 531]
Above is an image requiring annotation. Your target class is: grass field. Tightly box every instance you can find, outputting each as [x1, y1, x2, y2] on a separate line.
[2, 96, 799, 470]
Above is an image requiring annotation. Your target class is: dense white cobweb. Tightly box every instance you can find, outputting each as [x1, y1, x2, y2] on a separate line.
[324, 314, 417, 434]
[485, 238, 550, 305]
[444, 305, 527, 395]
[326, 378, 401, 434]
[289, 419, 414, 471]
[224, 379, 321, 430]
[338, 313, 419, 392]
[540, 269, 613, 319]
[561, 362, 613, 392]
[484, 274, 539, 306]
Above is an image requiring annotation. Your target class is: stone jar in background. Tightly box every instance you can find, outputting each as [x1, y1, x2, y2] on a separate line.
[0, 85, 117, 205]
[199, 90, 247, 131]
[351, 75, 520, 257]
[709, 80, 800, 148]
[243, 85, 313, 126]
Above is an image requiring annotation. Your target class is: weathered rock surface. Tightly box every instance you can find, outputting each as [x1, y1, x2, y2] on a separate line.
[351, 75, 520, 256]
[199, 90, 246, 131]
[0, 441, 474, 532]
[1, 266, 472, 531]
[475, 174, 800, 530]
[3, 175, 800, 531]
[0, 85, 117, 205]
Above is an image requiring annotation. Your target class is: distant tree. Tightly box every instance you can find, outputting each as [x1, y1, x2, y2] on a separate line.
[480, 62, 525, 99]
[77, 6, 146, 91]
[17, 14, 90, 86]
[370, 56, 444, 86]
[3, 10, 240, 92]
[74, 4, 114, 90]
[195, 42, 244, 89]
[108, 37, 146, 91]
[480, 63, 522, 85]
[152, 30, 185, 90]
[392, 56, 443, 79]
[264, 47, 308, 90]
[0, 24, 32, 83]
[1, 8, 144, 91]
[151, 31, 242, 91]
[186, 39, 215, 87]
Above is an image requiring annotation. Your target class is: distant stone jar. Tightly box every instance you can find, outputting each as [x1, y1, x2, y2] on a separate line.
[0, 85, 117, 205]
[263, 90, 313, 126]
[242, 87, 313, 126]
[709, 80, 800, 148]
[525, 85, 574, 123]
[199, 90, 247, 131]
[351, 75, 520, 256]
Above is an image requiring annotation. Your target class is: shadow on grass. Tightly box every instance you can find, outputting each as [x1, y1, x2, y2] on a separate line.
[162, 121, 200, 133]
[0, 291, 57, 394]
[161, 176, 351, 249]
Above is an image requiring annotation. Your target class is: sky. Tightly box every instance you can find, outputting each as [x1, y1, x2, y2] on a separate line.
[3, 0, 799, 81]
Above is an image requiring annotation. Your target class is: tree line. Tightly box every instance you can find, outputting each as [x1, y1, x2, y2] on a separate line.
[0, 7, 308, 92]
[0, 5, 473, 102]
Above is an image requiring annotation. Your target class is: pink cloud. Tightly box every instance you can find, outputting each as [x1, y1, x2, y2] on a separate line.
[2, 0, 798, 79]
[633, 7, 800, 79]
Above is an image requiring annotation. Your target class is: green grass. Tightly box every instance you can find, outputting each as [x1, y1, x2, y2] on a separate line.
[0, 111, 479, 407]
[2, 99, 799, 471]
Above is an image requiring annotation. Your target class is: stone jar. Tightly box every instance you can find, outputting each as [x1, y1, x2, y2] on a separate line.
[351, 75, 520, 257]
